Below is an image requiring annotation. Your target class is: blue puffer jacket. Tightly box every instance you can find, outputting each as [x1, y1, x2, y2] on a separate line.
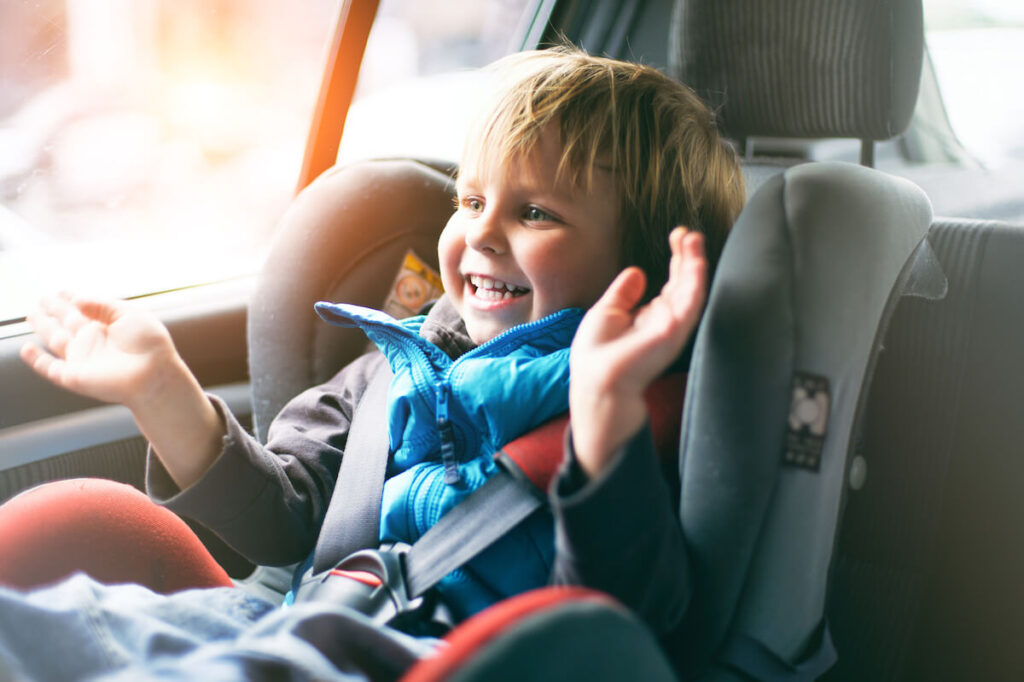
[314, 301, 583, 619]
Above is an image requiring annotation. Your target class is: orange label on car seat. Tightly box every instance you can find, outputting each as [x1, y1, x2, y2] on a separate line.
[383, 250, 445, 319]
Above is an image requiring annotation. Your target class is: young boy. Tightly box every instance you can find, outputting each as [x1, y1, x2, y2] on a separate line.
[12, 47, 744, 679]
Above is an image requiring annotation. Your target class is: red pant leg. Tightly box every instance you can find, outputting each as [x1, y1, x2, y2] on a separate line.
[0, 478, 232, 593]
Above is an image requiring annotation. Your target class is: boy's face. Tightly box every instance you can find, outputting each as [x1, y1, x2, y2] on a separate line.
[439, 126, 622, 345]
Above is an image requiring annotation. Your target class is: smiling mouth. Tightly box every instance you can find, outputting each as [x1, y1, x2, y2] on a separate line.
[467, 274, 530, 301]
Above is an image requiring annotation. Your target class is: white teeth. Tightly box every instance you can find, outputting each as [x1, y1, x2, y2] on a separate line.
[468, 274, 527, 296]
[471, 285, 522, 300]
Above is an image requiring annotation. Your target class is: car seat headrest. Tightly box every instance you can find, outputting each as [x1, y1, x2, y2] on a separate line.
[668, 0, 924, 142]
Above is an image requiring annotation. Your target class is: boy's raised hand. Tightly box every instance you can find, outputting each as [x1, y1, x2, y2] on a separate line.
[21, 292, 179, 408]
[21, 292, 226, 489]
[569, 227, 706, 477]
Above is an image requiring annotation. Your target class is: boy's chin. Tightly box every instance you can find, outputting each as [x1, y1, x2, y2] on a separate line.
[463, 314, 524, 346]
[464, 320, 510, 346]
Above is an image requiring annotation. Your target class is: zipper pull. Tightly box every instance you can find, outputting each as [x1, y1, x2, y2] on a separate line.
[436, 381, 461, 485]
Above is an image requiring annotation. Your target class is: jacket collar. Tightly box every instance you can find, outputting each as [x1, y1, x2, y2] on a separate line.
[419, 296, 475, 360]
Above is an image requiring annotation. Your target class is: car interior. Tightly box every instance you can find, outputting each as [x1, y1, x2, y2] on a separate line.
[0, 0, 1022, 679]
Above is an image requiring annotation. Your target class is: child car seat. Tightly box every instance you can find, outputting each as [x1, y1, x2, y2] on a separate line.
[244, 157, 931, 682]
[666, 0, 931, 678]
[239, 1, 937, 675]
[671, 0, 1024, 679]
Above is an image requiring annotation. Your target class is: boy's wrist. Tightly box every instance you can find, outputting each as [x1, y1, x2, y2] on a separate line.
[569, 387, 647, 478]
[125, 350, 196, 415]
[128, 353, 227, 490]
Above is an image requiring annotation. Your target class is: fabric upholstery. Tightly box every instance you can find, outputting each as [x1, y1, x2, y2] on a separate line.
[669, 0, 924, 141]
[826, 219, 1024, 681]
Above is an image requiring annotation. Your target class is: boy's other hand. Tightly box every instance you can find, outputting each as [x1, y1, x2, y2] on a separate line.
[21, 292, 227, 489]
[569, 227, 706, 478]
[21, 292, 180, 410]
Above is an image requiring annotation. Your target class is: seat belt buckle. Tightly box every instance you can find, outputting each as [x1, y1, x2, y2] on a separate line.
[294, 543, 427, 626]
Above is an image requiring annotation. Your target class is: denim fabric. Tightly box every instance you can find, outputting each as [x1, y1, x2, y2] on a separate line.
[0, 574, 437, 681]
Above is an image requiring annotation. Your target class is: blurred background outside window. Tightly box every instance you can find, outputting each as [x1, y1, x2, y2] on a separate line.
[923, 0, 1024, 169]
[0, 0, 533, 323]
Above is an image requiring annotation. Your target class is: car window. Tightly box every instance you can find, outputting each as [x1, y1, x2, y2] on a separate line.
[338, 0, 535, 165]
[0, 0, 338, 323]
[923, 0, 1024, 169]
[895, 0, 1024, 222]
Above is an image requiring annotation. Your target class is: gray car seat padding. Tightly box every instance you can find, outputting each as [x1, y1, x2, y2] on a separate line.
[678, 161, 933, 677]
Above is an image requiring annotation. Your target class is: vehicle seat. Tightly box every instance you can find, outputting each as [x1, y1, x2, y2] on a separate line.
[671, 0, 1024, 679]
[667, 0, 936, 678]
[677, 163, 932, 680]
[824, 217, 1024, 681]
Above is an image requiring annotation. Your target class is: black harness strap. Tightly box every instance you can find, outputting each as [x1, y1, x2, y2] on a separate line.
[403, 468, 545, 598]
[312, 359, 393, 574]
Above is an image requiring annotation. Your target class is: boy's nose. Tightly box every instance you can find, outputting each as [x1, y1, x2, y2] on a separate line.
[465, 213, 507, 255]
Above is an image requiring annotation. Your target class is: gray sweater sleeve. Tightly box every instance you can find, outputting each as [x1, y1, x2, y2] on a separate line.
[550, 425, 691, 637]
[146, 352, 386, 567]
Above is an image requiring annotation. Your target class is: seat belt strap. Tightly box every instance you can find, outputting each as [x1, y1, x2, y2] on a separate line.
[403, 467, 544, 598]
[312, 357, 393, 574]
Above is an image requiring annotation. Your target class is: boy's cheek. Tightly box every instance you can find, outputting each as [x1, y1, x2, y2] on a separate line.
[436, 228, 465, 295]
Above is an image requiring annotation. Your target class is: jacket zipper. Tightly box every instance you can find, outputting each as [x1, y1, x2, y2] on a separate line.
[434, 380, 461, 484]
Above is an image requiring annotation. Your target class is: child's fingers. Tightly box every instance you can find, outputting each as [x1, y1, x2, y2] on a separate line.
[26, 306, 70, 358]
[20, 341, 67, 386]
[39, 293, 91, 335]
[71, 294, 121, 324]
[658, 230, 707, 334]
[591, 266, 647, 315]
[668, 227, 705, 279]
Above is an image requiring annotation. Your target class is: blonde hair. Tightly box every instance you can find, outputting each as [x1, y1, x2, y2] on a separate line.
[462, 46, 745, 299]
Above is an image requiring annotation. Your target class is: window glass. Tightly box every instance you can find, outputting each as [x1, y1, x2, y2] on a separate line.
[338, 0, 535, 164]
[923, 0, 1024, 168]
[0, 0, 338, 322]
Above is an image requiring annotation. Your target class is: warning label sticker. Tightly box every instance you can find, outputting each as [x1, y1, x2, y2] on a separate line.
[382, 250, 445, 319]
[783, 373, 831, 471]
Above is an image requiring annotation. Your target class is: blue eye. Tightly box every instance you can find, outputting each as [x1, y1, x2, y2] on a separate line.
[524, 206, 554, 222]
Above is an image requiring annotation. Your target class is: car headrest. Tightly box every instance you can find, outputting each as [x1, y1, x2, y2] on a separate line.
[668, 0, 924, 141]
